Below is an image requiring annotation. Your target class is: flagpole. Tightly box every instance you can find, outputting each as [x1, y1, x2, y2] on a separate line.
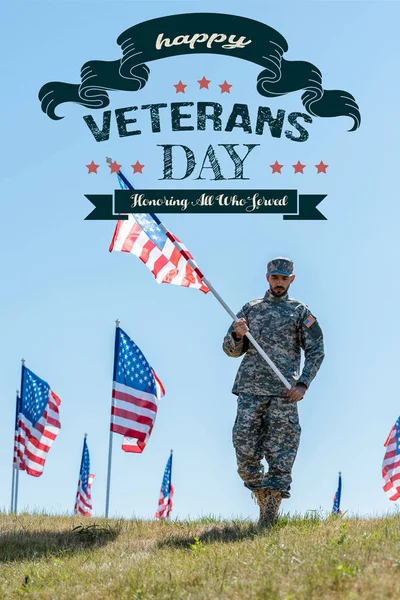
[168, 449, 173, 521]
[14, 360, 25, 514]
[10, 390, 20, 513]
[112, 163, 291, 390]
[10, 456, 15, 514]
[105, 320, 119, 518]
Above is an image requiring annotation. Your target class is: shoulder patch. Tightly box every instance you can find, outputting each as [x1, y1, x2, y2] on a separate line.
[303, 314, 323, 340]
[304, 315, 316, 328]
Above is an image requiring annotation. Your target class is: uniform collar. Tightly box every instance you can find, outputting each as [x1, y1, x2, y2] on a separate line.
[264, 289, 288, 303]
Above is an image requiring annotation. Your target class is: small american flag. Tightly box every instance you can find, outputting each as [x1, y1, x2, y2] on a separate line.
[16, 366, 61, 477]
[109, 175, 209, 294]
[383, 417, 400, 500]
[332, 472, 342, 515]
[304, 315, 316, 328]
[155, 451, 174, 519]
[74, 436, 94, 516]
[111, 326, 165, 453]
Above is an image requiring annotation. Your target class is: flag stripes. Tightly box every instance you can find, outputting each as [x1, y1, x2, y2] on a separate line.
[16, 372, 61, 477]
[155, 452, 174, 520]
[74, 436, 94, 516]
[383, 418, 400, 501]
[110, 327, 165, 453]
[109, 171, 209, 294]
[110, 215, 209, 292]
[75, 474, 95, 516]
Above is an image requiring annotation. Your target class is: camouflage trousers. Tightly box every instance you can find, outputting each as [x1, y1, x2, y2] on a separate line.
[232, 393, 301, 498]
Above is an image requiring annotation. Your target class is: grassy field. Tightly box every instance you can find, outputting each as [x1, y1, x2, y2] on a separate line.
[0, 512, 400, 599]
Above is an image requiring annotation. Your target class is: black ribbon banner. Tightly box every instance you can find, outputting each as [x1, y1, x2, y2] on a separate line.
[39, 13, 360, 130]
[85, 189, 327, 220]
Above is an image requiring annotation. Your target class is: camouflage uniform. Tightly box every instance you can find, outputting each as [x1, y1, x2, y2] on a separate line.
[223, 258, 324, 498]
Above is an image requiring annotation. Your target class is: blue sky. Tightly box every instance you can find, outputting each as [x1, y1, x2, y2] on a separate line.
[1, 0, 399, 520]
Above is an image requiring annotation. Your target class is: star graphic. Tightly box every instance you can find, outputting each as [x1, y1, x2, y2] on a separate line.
[132, 161, 145, 174]
[270, 161, 283, 174]
[86, 161, 99, 174]
[174, 80, 187, 93]
[315, 160, 328, 174]
[109, 160, 122, 174]
[219, 80, 232, 94]
[197, 76, 211, 90]
[293, 161, 306, 174]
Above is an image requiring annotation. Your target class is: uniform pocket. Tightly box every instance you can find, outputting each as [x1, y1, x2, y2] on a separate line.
[288, 413, 302, 434]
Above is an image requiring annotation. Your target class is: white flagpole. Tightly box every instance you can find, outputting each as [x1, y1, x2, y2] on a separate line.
[168, 449, 173, 521]
[111, 163, 291, 390]
[10, 390, 19, 513]
[10, 461, 15, 513]
[105, 320, 119, 518]
[14, 360, 25, 514]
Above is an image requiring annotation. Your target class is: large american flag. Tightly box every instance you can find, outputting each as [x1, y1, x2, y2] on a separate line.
[155, 451, 174, 519]
[111, 326, 165, 453]
[383, 417, 400, 500]
[74, 436, 94, 516]
[16, 366, 61, 477]
[109, 175, 209, 294]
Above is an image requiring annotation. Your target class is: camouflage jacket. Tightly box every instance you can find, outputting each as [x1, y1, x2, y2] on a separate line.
[222, 290, 325, 396]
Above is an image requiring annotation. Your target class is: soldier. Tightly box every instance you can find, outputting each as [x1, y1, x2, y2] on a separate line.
[223, 257, 324, 529]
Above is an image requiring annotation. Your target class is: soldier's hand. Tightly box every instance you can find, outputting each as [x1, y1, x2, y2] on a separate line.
[286, 384, 307, 402]
[233, 318, 249, 339]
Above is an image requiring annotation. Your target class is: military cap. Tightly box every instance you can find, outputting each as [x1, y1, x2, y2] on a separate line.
[267, 257, 294, 277]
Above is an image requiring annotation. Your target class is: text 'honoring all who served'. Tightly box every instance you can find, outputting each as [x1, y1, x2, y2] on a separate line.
[121, 191, 291, 213]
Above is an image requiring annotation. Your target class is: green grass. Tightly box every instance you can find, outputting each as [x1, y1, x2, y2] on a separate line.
[1, 512, 400, 598]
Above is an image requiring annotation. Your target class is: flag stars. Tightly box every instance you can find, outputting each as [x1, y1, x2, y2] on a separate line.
[132, 161, 145, 174]
[219, 80, 232, 94]
[197, 76, 211, 89]
[270, 161, 283, 174]
[109, 160, 122, 174]
[86, 161, 99, 174]
[174, 80, 187, 93]
[315, 160, 328, 174]
[293, 161, 306, 174]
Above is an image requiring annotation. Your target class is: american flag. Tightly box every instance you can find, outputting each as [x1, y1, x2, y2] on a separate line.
[74, 436, 94, 516]
[109, 175, 209, 294]
[16, 366, 61, 477]
[155, 451, 174, 519]
[111, 326, 165, 453]
[383, 417, 400, 500]
[332, 472, 342, 515]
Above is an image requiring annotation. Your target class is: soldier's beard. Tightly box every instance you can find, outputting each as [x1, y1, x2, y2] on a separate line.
[270, 284, 290, 297]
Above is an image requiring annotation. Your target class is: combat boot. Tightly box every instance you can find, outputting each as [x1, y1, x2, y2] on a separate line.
[257, 489, 283, 531]
[252, 489, 269, 525]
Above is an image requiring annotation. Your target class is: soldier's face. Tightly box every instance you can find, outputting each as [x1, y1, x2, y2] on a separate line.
[267, 274, 295, 296]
